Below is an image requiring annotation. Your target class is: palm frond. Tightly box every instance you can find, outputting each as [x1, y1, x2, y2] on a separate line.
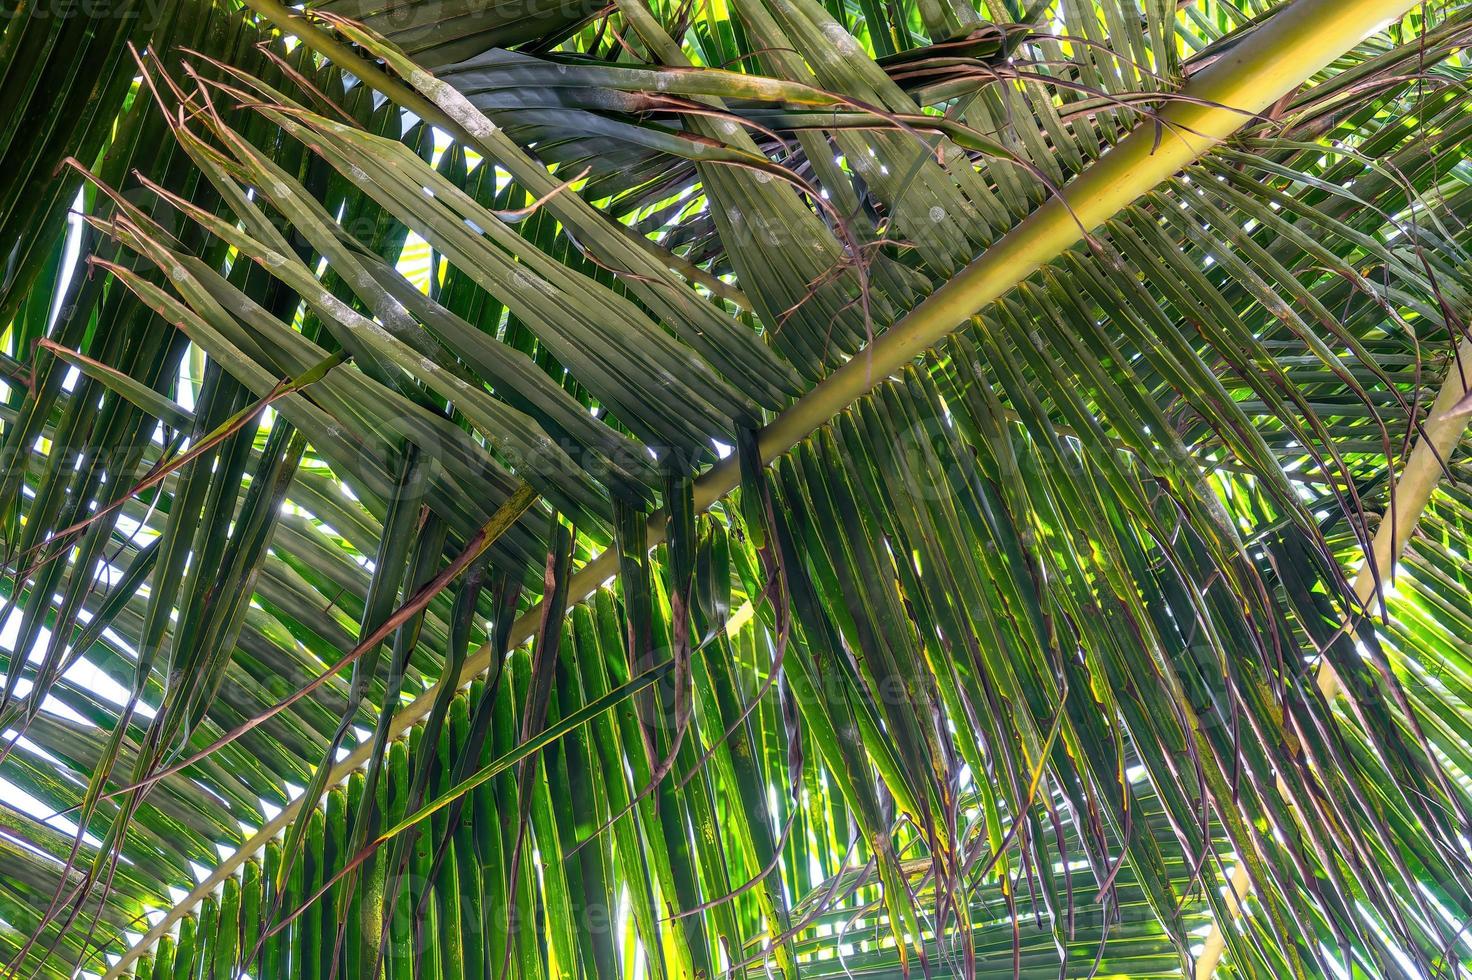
[3, 2, 1471, 979]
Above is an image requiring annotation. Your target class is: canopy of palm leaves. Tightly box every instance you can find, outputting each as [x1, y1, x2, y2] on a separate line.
[1, 0, 1471, 977]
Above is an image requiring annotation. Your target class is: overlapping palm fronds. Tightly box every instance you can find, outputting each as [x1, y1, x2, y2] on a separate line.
[2, 1, 1472, 978]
